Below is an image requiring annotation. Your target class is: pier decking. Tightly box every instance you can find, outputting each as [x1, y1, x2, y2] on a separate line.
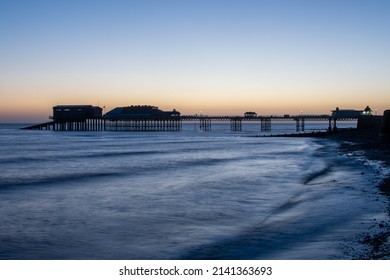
[23, 114, 358, 132]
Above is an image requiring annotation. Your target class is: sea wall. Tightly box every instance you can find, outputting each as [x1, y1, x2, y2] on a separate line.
[357, 115, 382, 130]
[380, 110, 390, 140]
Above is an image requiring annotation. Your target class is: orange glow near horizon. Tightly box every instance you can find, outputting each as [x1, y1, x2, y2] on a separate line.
[1, 83, 389, 123]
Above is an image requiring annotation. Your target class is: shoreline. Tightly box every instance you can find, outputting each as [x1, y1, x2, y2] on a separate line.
[325, 129, 390, 259]
[276, 127, 390, 259]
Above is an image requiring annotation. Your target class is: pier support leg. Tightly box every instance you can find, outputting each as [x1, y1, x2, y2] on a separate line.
[199, 118, 211, 131]
[261, 118, 271, 132]
[230, 118, 242, 131]
[333, 119, 337, 131]
[296, 118, 305, 132]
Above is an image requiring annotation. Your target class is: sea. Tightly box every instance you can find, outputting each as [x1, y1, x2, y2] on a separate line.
[0, 121, 389, 260]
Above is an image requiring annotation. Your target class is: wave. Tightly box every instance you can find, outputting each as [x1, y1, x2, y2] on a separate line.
[0, 154, 250, 190]
[0, 150, 166, 165]
[302, 165, 334, 185]
[177, 192, 355, 260]
[0, 171, 122, 189]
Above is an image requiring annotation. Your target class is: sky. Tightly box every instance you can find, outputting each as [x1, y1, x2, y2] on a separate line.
[0, 0, 389, 122]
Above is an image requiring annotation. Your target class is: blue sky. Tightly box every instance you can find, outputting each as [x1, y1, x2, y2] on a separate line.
[1, 0, 389, 121]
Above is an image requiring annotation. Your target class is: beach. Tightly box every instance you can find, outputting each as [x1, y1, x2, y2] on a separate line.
[260, 122, 390, 259]
[321, 126, 390, 259]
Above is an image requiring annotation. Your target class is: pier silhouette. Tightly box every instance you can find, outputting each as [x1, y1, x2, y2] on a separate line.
[23, 105, 371, 132]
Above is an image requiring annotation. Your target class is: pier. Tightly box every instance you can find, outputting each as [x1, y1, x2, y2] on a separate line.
[105, 119, 181, 131]
[23, 105, 369, 132]
[23, 114, 357, 132]
[180, 114, 348, 132]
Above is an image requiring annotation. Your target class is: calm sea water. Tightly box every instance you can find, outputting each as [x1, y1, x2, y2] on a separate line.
[0, 122, 388, 259]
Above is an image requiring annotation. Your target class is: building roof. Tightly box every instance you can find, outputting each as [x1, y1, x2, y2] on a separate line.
[104, 105, 180, 119]
[53, 105, 96, 109]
